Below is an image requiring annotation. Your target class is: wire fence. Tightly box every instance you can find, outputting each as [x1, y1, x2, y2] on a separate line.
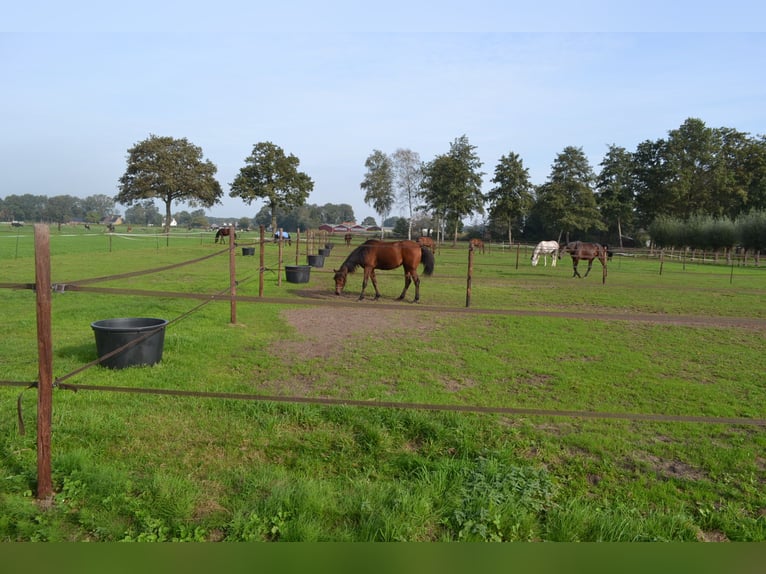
[3, 230, 765, 430]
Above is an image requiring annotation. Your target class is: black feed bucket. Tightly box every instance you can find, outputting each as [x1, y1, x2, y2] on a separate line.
[91, 318, 168, 369]
[285, 265, 311, 283]
[307, 254, 324, 268]
[241, 247, 255, 256]
[318, 247, 331, 257]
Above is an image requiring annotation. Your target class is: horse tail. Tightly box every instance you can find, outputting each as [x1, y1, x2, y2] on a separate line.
[420, 245, 435, 276]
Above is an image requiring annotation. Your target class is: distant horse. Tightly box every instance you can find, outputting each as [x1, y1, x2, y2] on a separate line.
[344, 233, 353, 247]
[83, 223, 90, 231]
[274, 230, 292, 246]
[333, 239, 435, 302]
[560, 241, 608, 280]
[417, 236, 435, 252]
[215, 227, 237, 244]
[469, 238, 485, 254]
[531, 240, 559, 267]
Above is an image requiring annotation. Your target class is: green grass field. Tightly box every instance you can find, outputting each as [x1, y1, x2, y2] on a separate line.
[1, 224, 764, 541]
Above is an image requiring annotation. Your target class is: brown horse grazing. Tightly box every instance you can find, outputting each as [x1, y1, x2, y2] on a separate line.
[469, 238, 485, 254]
[344, 233, 353, 246]
[334, 239, 435, 301]
[417, 236, 435, 251]
[560, 241, 608, 280]
[215, 227, 237, 244]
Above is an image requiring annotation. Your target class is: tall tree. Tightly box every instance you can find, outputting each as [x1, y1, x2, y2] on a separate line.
[229, 142, 314, 234]
[117, 134, 223, 234]
[534, 146, 604, 241]
[596, 145, 635, 247]
[391, 148, 423, 239]
[631, 137, 671, 228]
[421, 135, 485, 244]
[360, 149, 394, 237]
[663, 118, 718, 218]
[486, 151, 533, 245]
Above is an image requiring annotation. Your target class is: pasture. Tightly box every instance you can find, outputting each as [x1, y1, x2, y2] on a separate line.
[1, 225, 765, 542]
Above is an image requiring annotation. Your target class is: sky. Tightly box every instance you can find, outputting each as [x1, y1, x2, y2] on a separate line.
[2, 2, 766, 224]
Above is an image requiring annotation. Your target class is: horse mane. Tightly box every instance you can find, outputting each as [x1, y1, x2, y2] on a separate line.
[338, 242, 373, 273]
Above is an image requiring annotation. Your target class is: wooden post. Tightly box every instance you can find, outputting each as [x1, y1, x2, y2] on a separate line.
[259, 226, 265, 297]
[295, 228, 301, 265]
[229, 225, 236, 324]
[466, 243, 474, 308]
[659, 249, 664, 276]
[277, 228, 283, 287]
[34, 224, 53, 503]
[515, 243, 520, 270]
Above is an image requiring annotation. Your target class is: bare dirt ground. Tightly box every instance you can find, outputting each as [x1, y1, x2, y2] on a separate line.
[275, 288, 766, 361]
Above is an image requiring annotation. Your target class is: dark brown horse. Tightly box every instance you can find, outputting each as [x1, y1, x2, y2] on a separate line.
[215, 227, 237, 244]
[560, 241, 608, 281]
[333, 239, 435, 301]
[469, 238, 485, 254]
[344, 233, 353, 246]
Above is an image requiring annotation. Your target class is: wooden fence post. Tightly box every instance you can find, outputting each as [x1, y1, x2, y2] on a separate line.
[259, 226, 265, 297]
[34, 224, 53, 503]
[466, 243, 474, 308]
[229, 225, 236, 324]
[277, 228, 283, 287]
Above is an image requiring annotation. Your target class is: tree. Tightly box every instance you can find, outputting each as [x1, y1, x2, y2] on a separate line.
[229, 142, 314, 233]
[320, 203, 355, 224]
[361, 216, 377, 227]
[116, 134, 223, 234]
[392, 217, 409, 237]
[534, 146, 604, 241]
[391, 148, 423, 239]
[124, 200, 162, 226]
[421, 135, 485, 244]
[81, 194, 116, 223]
[44, 195, 81, 226]
[486, 151, 533, 245]
[596, 145, 635, 247]
[361, 150, 394, 238]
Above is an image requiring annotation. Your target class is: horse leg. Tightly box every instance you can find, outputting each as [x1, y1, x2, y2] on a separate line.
[370, 270, 382, 300]
[583, 259, 594, 277]
[572, 258, 581, 278]
[413, 273, 421, 302]
[359, 269, 371, 300]
[397, 271, 414, 300]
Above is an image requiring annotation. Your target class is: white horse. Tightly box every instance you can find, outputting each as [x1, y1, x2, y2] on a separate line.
[531, 240, 560, 267]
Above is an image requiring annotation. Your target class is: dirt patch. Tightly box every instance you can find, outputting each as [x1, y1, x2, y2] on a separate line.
[273, 305, 435, 361]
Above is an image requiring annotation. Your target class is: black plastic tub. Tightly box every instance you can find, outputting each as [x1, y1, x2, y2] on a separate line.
[285, 265, 311, 283]
[91, 318, 168, 369]
[241, 247, 255, 256]
[318, 248, 331, 257]
[307, 254, 325, 268]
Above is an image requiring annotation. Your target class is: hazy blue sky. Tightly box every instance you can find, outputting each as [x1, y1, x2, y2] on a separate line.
[2, 2, 765, 223]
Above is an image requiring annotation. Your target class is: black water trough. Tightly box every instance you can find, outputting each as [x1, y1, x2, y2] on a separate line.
[285, 265, 311, 283]
[91, 318, 168, 369]
[241, 247, 255, 256]
[307, 254, 325, 268]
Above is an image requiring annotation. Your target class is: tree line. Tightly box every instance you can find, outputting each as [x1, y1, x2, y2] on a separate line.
[3, 118, 765, 253]
[361, 118, 766, 249]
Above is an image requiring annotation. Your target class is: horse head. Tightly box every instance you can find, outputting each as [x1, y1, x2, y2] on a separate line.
[333, 268, 347, 295]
